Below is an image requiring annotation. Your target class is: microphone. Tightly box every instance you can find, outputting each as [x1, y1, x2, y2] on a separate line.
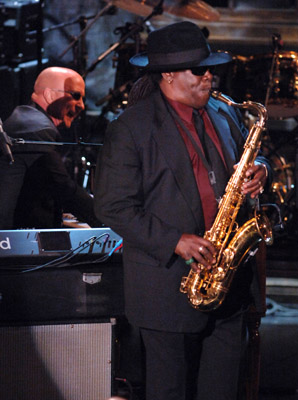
[0, 119, 14, 164]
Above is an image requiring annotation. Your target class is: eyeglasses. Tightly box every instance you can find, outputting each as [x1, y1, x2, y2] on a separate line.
[50, 89, 85, 101]
[190, 66, 216, 76]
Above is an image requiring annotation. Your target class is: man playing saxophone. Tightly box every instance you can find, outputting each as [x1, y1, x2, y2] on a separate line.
[94, 21, 271, 400]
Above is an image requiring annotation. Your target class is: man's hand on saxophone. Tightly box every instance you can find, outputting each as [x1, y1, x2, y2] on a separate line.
[240, 162, 268, 198]
[174, 233, 218, 272]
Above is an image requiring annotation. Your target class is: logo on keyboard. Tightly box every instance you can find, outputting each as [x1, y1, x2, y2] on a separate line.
[0, 237, 11, 250]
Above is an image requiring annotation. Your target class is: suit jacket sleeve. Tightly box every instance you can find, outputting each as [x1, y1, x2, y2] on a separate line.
[94, 117, 182, 266]
[39, 151, 101, 227]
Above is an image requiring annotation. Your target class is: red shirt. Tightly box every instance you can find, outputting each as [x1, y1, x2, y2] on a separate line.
[166, 98, 226, 230]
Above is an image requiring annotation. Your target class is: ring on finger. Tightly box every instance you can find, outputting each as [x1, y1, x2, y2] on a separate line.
[199, 246, 204, 253]
[185, 257, 195, 265]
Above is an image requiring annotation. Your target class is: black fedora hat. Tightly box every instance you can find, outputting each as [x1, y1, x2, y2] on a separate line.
[130, 21, 232, 72]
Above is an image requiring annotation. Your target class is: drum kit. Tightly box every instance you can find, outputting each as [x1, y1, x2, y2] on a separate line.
[56, 0, 297, 233]
[230, 47, 298, 235]
[230, 50, 298, 119]
[226, 42, 298, 234]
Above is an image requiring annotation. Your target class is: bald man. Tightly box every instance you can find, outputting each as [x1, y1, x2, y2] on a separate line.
[0, 67, 100, 229]
[32, 67, 85, 129]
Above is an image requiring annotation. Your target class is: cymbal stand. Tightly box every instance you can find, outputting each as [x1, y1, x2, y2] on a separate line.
[71, 15, 88, 76]
[29, 7, 116, 75]
[58, 2, 116, 62]
[83, 0, 164, 78]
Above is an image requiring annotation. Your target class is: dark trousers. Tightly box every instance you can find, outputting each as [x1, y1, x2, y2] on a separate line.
[140, 310, 247, 400]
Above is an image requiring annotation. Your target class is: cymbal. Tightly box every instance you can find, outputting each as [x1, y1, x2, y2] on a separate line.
[110, 0, 220, 22]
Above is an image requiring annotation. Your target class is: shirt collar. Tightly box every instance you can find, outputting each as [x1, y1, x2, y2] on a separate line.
[163, 94, 205, 124]
[164, 95, 193, 124]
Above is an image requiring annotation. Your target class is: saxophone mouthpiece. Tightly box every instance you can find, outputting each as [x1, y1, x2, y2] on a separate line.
[210, 90, 234, 106]
[210, 90, 220, 99]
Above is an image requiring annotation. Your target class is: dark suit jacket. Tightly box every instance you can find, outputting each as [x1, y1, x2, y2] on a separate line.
[0, 104, 99, 229]
[94, 89, 271, 332]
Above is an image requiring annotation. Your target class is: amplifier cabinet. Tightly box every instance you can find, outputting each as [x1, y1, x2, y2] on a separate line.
[0, 257, 124, 323]
[1, 0, 40, 64]
[0, 320, 115, 400]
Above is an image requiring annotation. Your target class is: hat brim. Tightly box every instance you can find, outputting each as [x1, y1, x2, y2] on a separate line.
[130, 51, 232, 71]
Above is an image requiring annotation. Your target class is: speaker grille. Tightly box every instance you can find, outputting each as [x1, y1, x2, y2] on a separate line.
[0, 322, 114, 400]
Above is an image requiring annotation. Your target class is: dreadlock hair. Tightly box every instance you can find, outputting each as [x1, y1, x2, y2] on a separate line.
[127, 72, 162, 108]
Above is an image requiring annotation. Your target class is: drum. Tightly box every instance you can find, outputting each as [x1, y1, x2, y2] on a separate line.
[239, 51, 298, 118]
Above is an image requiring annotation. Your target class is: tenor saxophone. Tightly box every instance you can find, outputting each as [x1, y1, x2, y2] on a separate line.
[180, 91, 273, 311]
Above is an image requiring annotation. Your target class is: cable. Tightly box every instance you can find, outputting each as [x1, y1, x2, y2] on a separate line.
[19, 233, 111, 273]
[0, 233, 123, 274]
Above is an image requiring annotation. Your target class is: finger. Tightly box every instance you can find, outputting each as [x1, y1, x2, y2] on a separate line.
[192, 246, 216, 269]
[245, 164, 259, 177]
[247, 183, 263, 198]
[191, 263, 203, 273]
[245, 168, 254, 177]
[254, 180, 264, 195]
[251, 179, 263, 191]
[185, 253, 210, 271]
[199, 238, 218, 257]
[249, 189, 259, 199]
[242, 178, 262, 194]
[190, 259, 210, 273]
[191, 255, 214, 272]
[198, 245, 216, 265]
[184, 257, 204, 272]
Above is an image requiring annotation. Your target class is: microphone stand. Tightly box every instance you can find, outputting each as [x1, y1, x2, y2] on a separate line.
[11, 138, 102, 147]
[2, 136, 102, 193]
[0, 136, 102, 166]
